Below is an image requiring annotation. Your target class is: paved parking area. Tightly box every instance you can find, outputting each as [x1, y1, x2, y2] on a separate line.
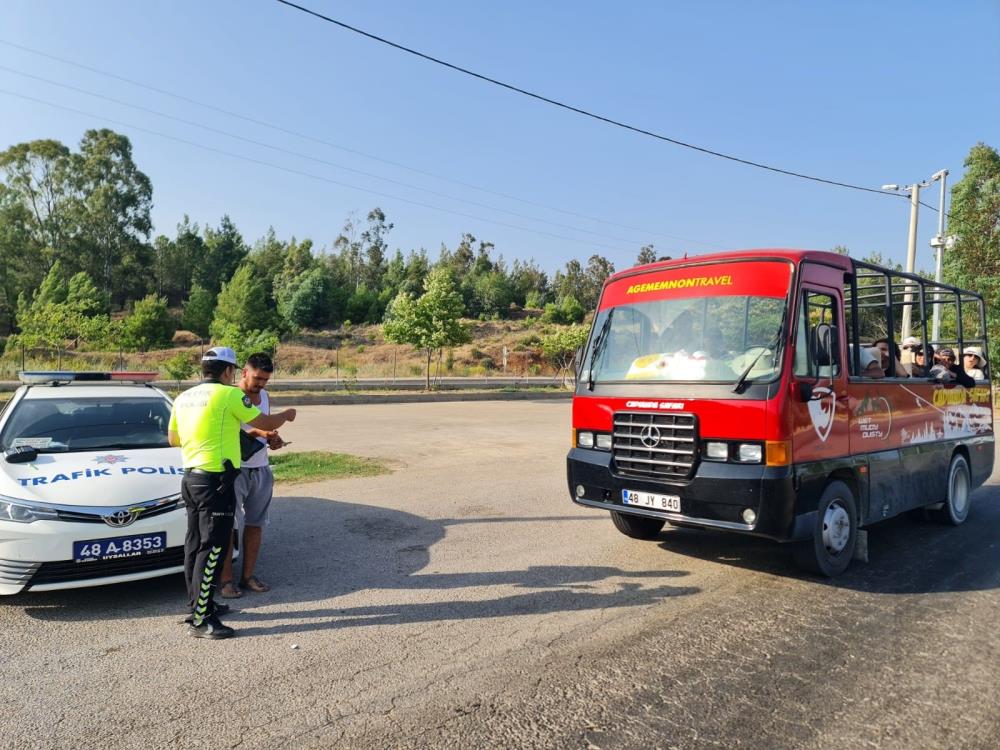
[3, 400, 1000, 749]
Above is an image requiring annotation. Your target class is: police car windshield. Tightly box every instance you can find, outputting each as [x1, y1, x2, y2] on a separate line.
[0, 397, 172, 453]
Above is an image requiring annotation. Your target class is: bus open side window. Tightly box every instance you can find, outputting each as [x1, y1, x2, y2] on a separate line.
[794, 289, 841, 398]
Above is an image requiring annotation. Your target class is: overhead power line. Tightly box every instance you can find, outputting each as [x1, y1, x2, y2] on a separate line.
[275, 0, 932, 207]
[0, 87, 646, 256]
[0, 64, 660, 249]
[0, 38, 723, 249]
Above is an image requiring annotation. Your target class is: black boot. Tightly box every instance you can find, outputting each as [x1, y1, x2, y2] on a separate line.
[187, 614, 235, 640]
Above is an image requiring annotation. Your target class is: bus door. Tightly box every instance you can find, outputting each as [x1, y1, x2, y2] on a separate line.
[847, 368, 906, 525]
[790, 281, 849, 466]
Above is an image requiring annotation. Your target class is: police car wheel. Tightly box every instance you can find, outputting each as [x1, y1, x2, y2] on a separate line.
[793, 480, 857, 577]
[611, 510, 665, 540]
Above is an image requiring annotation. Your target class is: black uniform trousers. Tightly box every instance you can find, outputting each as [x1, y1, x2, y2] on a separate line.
[181, 468, 237, 624]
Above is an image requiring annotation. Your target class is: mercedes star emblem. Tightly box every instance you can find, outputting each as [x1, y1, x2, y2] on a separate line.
[639, 424, 662, 448]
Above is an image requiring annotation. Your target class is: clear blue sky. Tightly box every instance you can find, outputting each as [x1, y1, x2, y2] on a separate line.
[2, 1, 998, 277]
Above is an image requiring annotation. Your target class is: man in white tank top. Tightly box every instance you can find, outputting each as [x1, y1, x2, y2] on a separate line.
[219, 352, 286, 598]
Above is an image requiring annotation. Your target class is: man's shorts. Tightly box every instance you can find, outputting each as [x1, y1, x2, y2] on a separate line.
[235, 466, 274, 527]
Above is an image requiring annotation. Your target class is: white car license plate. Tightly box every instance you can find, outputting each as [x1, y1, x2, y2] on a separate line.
[622, 489, 680, 512]
[73, 532, 167, 563]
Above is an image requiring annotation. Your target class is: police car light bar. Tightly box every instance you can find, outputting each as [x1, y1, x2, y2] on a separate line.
[18, 371, 160, 385]
[109, 372, 159, 383]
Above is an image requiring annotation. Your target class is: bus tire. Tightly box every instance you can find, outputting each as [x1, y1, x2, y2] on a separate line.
[611, 511, 665, 540]
[792, 480, 857, 577]
[931, 453, 972, 526]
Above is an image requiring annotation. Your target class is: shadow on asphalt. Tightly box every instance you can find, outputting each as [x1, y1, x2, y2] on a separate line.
[16, 497, 701, 632]
[653, 487, 1000, 593]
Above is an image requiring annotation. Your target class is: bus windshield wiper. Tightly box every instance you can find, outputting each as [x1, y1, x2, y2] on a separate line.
[587, 309, 615, 391]
[732, 310, 787, 394]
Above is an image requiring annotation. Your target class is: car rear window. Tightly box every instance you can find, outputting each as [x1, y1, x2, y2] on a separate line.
[0, 397, 172, 453]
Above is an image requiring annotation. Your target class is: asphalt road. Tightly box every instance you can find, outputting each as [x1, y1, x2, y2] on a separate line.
[2, 401, 999, 749]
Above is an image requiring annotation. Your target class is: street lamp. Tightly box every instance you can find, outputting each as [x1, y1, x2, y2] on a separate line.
[882, 170, 948, 340]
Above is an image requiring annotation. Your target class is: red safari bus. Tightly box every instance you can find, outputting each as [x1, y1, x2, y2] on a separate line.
[567, 249, 994, 575]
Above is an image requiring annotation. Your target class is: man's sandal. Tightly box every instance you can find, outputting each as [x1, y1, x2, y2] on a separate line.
[219, 580, 243, 598]
[241, 575, 271, 593]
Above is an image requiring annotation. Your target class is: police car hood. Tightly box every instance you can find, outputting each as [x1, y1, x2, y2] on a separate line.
[0, 447, 183, 506]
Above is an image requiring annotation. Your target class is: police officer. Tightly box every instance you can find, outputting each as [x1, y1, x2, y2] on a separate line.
[167, 347, 296, 640]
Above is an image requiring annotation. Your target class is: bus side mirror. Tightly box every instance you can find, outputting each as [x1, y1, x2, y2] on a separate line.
[573, 346, 583, 375]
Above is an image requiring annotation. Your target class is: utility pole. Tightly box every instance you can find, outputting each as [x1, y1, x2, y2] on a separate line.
[882, 170, 947, 341]
[928, 169, 951, 341]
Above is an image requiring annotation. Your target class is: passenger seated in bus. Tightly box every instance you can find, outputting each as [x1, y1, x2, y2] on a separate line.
[963, 346, 987, 380]
[933, 347, 975, 387]
[908, 345, 975, 386]
[859, 347, 885, 379]
[873, 337, 908, 377]
[900, 336, 921, 367]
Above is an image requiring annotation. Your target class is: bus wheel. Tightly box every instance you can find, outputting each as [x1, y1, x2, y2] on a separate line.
[611, 511, 665, 540]
[793, 481, 857, 577]
[933, 453, 972, 526]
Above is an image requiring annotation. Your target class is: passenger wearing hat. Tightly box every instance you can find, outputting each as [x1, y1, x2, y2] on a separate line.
[859, 347, 885, 379]
[928, 346, 975, 387]
[963, 347, 986, 380]
[899, 336, 921, 367]
[168, 347, 297, 640]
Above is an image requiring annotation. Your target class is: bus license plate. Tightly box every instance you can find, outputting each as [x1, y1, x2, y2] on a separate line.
[622, 490, 680, 512]
[73, 532, 166, 563]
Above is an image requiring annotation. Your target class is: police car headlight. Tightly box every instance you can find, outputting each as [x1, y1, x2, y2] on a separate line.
[0, 496, 58, 524]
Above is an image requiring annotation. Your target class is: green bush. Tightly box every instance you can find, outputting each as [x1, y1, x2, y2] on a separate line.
[162, 351, 196, 384]
[122, 295, 175, 352]
[212, 324, 279, 364]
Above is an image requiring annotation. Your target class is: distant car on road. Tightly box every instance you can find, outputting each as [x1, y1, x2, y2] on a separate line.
[0, 372, 186, 595]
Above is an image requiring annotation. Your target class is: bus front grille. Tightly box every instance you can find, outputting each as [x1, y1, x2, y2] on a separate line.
[612, 411, 698, 480]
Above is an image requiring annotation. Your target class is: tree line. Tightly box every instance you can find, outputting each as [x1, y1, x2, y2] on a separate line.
[3, 130, 996, 370]
[0, 129, 662, 361]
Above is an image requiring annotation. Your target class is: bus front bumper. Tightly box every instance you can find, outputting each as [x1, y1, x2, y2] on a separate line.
[567, 448, 801, 542]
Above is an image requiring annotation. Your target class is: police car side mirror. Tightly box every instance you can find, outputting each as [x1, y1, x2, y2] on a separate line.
[5, 446, 38, 463]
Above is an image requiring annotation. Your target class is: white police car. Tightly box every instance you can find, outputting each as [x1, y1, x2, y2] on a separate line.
[0, 372, 186, 595]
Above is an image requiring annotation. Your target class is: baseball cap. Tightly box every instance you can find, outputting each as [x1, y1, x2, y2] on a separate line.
[901, 336, 920, 349]
[202, 347, 239, 366]
[938, 347, 956, 359]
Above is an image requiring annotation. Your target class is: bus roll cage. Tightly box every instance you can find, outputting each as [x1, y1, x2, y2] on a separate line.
[844, 258, 989, 378]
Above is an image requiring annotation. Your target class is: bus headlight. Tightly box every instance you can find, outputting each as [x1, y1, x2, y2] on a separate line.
[737, 444, 763, 463]
[595, 433, 612, 450]
[577, 431, 594, 449]
[704, 442, 729, 460]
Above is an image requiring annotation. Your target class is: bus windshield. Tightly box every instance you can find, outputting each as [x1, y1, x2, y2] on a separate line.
[585, 295, 786, 383]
